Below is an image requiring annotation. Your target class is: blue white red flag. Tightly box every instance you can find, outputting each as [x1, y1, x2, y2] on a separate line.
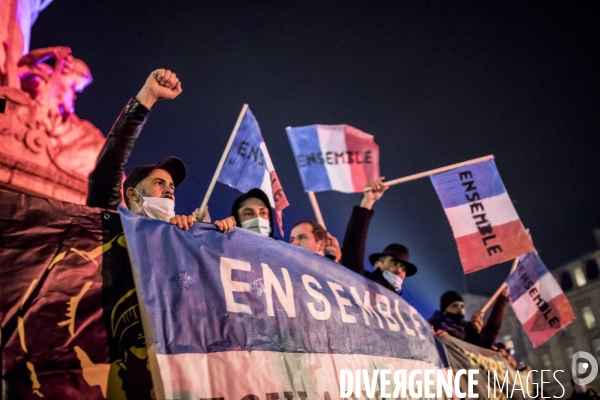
[286, 124, 380, 193]
[430, 158, 535, 273]
[218, 107, 288, 235]
[119, 207, 443, 400]
[505, 252, 574, 347]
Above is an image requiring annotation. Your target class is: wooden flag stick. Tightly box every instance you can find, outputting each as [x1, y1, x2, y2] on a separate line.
[365, 154, 495, 191]
[307, 191, 326, 230]
[480, 257, 520, 314]
[196, 104, 248, 219]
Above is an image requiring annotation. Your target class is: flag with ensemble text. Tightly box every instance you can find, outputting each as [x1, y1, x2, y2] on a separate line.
[120, 206, 443, 400]
[286, 124, 380, 193]
[430, 158, 535, 273]
[505, 252, 574, 347]
[218, 106, 289, 236]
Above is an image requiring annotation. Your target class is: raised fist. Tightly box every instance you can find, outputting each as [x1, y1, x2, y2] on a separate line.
[136, 69, 182, 108]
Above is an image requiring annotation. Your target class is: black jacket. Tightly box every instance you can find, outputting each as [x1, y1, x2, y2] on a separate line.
[428, 294, 510, 349]
[87, 98, 151, 209]
[340, 206, 396, 292]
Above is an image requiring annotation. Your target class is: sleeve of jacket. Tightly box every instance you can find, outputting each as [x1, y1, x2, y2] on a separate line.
[480, 294, 509, 349]
[86, 98, 151, 210]
[340, 206, 374, 275]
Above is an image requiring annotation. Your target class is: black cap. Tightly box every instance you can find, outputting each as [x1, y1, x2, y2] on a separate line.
[440, 290, 464, 312]
[123, 156, 186, 196]
[230, 188, 274, 238]
[369, 243, 417, 276]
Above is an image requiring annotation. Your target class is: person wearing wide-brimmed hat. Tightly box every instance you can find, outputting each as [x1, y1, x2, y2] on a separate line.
[365, 243, 418, 293]
[340, 178, 418, 293]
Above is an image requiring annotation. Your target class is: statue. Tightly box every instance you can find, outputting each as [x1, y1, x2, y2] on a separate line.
[0, 10, 107, 204]
[0, 0, 54, 87]
[17, 47, 106, 180]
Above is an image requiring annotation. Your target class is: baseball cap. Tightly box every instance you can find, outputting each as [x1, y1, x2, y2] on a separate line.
[123, 156, 187, 195]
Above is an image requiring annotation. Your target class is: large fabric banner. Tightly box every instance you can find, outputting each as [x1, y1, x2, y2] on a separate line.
[286, 124, 380, 193]
[120, 207, 441, 400]
[506, 252, 574, 347]
[0, 189, 153, 400]
[430, 159, 535, 274]
[441, 335, 529, 400]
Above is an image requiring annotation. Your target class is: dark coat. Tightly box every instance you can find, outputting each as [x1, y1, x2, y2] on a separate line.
[87, 98, 151, 209]
[340, 206, 396, 292]
[428, 294, 509, 349]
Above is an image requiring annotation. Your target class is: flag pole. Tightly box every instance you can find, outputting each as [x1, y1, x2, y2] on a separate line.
[307, 191, 326, 230]
[196, 104, 248, 220]
[480, 257, 519, 314]
[366, 154, 495, 191]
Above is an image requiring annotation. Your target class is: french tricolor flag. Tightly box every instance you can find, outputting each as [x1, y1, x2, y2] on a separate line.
[506, 252, 574, 347]
[430, 159, 535, 273]
[286, 125, 380, 193]
[218, 107, 289, 236]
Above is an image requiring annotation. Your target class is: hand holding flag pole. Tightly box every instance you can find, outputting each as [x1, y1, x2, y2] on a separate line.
[480, 256, 519, 314]
[196, 104, 249, 220]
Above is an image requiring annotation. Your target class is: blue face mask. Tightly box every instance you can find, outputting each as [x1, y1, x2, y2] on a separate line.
[382, 270, 403, 292]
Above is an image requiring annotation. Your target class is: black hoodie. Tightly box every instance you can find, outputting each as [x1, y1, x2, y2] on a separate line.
[230, 188, 275, 238]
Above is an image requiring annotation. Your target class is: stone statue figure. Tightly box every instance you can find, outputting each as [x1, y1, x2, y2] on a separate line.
[0, 0, 54, 87]
[17, 47, 105, 179]
[0, 0, 109, 204]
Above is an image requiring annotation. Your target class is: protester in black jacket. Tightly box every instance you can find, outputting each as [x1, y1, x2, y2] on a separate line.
[429, 290, 509, 349]
[86, 69, 200, 230]
[340, 178, 418, 293]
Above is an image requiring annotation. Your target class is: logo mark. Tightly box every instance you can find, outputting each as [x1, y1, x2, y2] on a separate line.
[572, 351, 598, 385]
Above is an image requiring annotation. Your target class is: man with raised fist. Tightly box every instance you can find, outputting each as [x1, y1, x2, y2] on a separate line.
[87, 69, 196, 230]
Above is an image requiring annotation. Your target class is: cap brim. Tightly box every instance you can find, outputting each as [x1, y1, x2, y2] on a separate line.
[154, 157, 186, 187]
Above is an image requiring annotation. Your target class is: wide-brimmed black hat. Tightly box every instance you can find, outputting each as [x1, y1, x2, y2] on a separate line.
[369, 243, 417, 276]
[123, 156, 187, 195]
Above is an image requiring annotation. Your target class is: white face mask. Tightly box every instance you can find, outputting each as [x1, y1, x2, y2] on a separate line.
[382, 270, 403, 292]
[241, 217, 271, 236]
[134, 190, 175, 222]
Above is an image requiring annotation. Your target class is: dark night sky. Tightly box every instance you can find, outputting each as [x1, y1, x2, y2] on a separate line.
[32, 1, 599, 316]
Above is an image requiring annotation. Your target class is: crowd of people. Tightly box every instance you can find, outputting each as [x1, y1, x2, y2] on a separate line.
[89, 68, 517, 369]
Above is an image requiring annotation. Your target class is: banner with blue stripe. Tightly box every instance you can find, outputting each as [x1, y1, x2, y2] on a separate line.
[119, 207, 442, 399]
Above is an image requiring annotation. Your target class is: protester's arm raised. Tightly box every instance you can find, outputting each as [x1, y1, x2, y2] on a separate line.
[480, 287, 510, 348]
[87, 69, 182, 210]
[339, 178, 387, 273]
